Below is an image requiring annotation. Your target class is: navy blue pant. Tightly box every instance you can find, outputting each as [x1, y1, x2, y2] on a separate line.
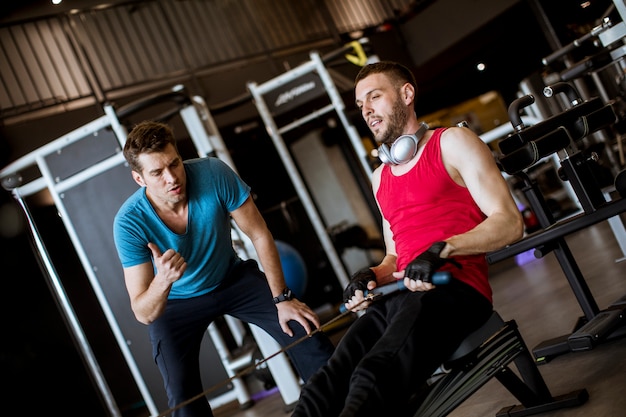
[291, 279, 493, 417]
[149, 259, 335, 417]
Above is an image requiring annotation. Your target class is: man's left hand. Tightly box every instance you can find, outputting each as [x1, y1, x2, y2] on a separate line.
[276, 299, 320, 337]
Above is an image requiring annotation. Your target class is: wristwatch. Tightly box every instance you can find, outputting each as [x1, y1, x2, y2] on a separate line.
[273, 287, 293, 304]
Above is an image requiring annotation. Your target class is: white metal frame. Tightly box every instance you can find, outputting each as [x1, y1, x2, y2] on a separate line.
[247, 51, 373, 289]
[1, 109, 144, 416]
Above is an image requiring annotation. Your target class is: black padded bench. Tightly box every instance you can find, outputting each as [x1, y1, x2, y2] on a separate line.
[410, 311, 588, 417]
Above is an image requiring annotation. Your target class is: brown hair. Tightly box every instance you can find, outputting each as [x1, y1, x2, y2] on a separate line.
[354, 61, 417, 91]
[123, 120, 178, 172]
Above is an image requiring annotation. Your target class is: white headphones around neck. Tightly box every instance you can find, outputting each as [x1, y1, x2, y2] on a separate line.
[378, 122, 429, 165]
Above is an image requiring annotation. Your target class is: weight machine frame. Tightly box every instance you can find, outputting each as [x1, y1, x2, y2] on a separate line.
[485, 84, 626, 363]
[247, 45, 378, 290]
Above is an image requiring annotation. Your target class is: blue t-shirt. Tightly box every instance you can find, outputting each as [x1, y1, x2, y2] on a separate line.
[113, 157, 251, 299]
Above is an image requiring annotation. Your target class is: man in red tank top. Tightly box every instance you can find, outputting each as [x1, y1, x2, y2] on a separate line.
[291, 61, 524, 416]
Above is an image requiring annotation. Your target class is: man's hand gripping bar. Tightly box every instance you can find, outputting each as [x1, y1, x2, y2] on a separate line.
[340, 271, 451, 313]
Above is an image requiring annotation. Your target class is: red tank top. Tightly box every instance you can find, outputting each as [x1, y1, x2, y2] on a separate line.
[376, 128, 491, 302]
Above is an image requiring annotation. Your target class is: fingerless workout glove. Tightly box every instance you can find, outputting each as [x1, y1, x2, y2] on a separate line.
[404, 241, 460, 282]
[343, 267, 377, 302]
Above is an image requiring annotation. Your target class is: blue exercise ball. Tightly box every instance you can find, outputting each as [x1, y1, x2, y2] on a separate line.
[275, 240, 308, 299]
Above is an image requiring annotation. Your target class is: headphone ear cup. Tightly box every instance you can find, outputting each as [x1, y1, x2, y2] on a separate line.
[377, 122, 428, 165]
[377, 143, 394, 165]
[388, 134, 418, 164]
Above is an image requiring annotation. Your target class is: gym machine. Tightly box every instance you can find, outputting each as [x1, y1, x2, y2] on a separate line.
[247, 39, 381, 289]
[478, 0, 626, 364]
[487, 79, 626, 362]
[0, 86, 301, 416]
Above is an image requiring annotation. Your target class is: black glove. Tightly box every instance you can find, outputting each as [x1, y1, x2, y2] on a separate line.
[343, 267, 377, 302]
[404, 241, 460, 283]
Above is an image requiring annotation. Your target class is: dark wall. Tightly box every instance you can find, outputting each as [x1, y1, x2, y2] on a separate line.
[0, 193, 122, 416]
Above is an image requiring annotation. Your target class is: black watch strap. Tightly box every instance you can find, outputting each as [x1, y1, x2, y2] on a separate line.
[273, 287, 293, 304]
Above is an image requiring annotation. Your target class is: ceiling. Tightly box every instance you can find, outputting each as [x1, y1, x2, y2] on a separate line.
[0, 0, 141, 24]
[0, 0, 619, 131]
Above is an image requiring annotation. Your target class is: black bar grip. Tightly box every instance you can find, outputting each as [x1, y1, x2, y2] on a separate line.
[543, 82, 582, 106]
[339, 272, 451, 313]
[542, 20, 611, 66]
[542, 41, 579, 66]
[508, 95, 535, 132]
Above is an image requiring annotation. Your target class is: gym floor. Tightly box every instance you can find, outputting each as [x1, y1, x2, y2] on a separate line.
[212, 219, 626, 417]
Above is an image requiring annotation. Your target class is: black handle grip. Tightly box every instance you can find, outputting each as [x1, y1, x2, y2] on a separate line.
[340, 271, 451, 313]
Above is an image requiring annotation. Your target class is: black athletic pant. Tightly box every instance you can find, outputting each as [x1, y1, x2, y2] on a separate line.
[291, 278, 493, 417]
[150, 259, 335, 417]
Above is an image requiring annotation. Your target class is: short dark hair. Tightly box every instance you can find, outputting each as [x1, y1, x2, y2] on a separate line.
[354, 61, 417, 91]
[123, 120, 178, 173]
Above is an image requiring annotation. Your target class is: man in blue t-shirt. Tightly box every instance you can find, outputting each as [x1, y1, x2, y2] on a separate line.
[113, 120, 334, 417]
